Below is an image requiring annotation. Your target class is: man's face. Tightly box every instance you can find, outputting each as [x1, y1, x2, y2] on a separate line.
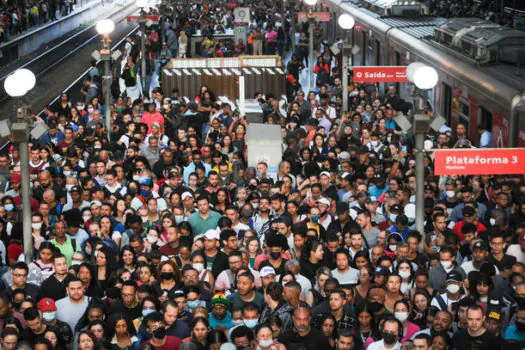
[329, 293, 344, 311]
[54, 257, 68, 275]
[337, 336, 354, 350]
[12, 268, 27, 287]
[336, 253, 349, 271]
[197, 200, 210, 214]
[26, 316, 43, 333]
[434, 216, 446, 232]
[67, 281, 84, 301]
[467, 309, 485, 333]
[164, 305, 178, 326]
[122, 286, 136, 307]
[292, 310, 311, 333]
[351, 235, 362, 249]
[472, 249, 488, 263]
[413, 339, 429, 350]
[433, 311, 452, 332]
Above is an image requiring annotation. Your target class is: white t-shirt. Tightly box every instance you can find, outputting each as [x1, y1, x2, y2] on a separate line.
[506, 244, 525, 264]
[367, 339, 401, 350]
[331, 267, 359, 285]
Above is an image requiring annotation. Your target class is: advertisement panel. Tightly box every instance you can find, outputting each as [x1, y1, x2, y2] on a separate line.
[433, 148, 525, 175]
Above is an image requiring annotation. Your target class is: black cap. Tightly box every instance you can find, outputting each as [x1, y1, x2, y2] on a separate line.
[462, 206, 475, 218]
[446, 270, 462, 282]
[336, 202, 348, 215]
[472, 240, 489, 251]
[260, 178, 273, 185]
[390, 204, 403, 213]
[424, 185, 435, 192]
[70, 186, 81, 193]
[374, 266, 391, 276]
[90, 186, 103, 194]
[373, 173, 383, 181]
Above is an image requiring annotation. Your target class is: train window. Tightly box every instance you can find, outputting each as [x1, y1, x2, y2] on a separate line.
[479, 106, 492, 131]
[442, 83, 452, 125]
[459, 99, 470, 130]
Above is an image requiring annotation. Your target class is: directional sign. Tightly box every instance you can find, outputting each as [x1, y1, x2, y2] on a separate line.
[433, 148, 525, 175]
[352, 66, 408, 83]
[127, 15, 160, 24]
[297, 12, 331, 22]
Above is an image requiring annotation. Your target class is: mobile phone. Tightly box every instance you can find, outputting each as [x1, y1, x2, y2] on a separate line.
[401, 146, 407, 152]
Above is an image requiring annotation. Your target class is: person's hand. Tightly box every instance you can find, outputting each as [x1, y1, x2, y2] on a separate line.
[216, 325, 227, 333]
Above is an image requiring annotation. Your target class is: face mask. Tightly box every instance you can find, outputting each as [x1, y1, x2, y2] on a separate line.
[42, 312, 56, 322]
[5, 204, 14, 212]
[399, 271, 411, 279]
[394, 312, 408, 322]
[175, 215, 184, 224]
[133, 175, 141, 181]
[142, 309, 155, 317]
[77, 105, 84, 110]
[371, 141, 378, 147]
[440, 260, 452, 270]
[142, 216, 148, 223]
[94, 145, 101, 150]
[32, 223, 42, 230]
[152, 326, 166, 339]
[193, 263, 205, 272]
[269, 251, 281, 260]
[160, 272, 174, 280]
[516, 321, 525, 331]
[64, 171, 72, 177]
[88, 108, 94, 113]
[311, 215, 319, 223]
[147, 235, 158, 244]
[447, 284, 460, 294]
[66, 184, 74, 191]
[71, 259, 83, 266]
[187, 300, 200, 309]
[389, 214, 397, 222]
[241, 210, 253, 218]
[389, 244, 397, 252]
[382, 332, 397, 345]
[259, 339, 274, 348]
[446, 190, 455, 199]
[490, 218, 496, 226]
[140, 189, 150, 197]
[252, 203, 259, 210]
[163, 104, 170, 109]
[244, 319, 258, 328]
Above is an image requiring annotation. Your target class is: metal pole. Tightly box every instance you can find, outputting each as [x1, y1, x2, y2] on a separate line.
[415, 90, 427, 249]
[291, 7, 296, 55]
[20, 141, 33, 263]
[308, 17, 314, 88]
[140, 9, 147, 97]
[342, 31, 349, 112]
[104, 55, 111, 140]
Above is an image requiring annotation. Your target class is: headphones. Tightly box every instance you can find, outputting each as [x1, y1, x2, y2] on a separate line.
[379, 317, 404, 339]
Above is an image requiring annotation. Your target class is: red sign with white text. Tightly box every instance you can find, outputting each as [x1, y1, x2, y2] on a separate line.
[297, 12, 331, 22]
[352, 66, 408, 83]
[127, 15, 160, 23]
[433, 148, 525, 175]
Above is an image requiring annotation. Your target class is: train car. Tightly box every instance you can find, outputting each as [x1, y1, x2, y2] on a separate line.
[324, 0, 525, 147]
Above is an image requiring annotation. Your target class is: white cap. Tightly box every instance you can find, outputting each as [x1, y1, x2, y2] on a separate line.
[404, 203, 416, 220]
[319, 171, 331, 178]
[316, 197, 330, 207]
[204, 229, 220, 240]
[90, 200, 102, 207]
[260, 266, 276, 277]
[182, 191, 194, 201]
[338, 151, 350, 160]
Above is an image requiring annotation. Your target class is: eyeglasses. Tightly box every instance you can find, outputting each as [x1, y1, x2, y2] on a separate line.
[184, 275, 198, 280]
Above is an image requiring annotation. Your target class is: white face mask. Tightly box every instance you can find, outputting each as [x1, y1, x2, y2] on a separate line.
[142, 216, 148, 223]
[66, 184, 74, 191]
[71, 260, 83, 266]
[399, 270, 411, 279]
[259, 339, 274, 348]
[147, 235, 158, 244]
[193, 263, 205, 272]
[440, 260, 453, 270]
[371, 140, 378, 147]
[42, 312, 57, 322]
[490, 218, 496, 226]
[389, 244, 397, 252]
[76, 105, 84, 110]
[447, 284, 460, 294]
[133, 175, 141, 181]
[88, 108, 94, 113]
[175, 215, 184, 224]
[446, 190, 455, 199]
[394, 312, 408, 322]
[32, 223, 42, 230]
[163, 104, 170, 109]
[64, 171, 72, 177]
[83, 215, 91, 222]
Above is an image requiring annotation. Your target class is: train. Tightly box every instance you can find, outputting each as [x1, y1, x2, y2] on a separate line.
[321, 0, 525, 147]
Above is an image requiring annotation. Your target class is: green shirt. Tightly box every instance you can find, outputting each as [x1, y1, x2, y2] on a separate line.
[228, 291, 264, 312]
[50, 237, 80, 266]
[187, 210, 222, 235]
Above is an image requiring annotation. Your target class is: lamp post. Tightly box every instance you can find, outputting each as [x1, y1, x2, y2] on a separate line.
[338, 14, 354, 113]
[4, 69, 36, 263]
[406, 62, 438, 239]
[304, 0, 317, 88]
[288, 0, 297, 55]
[136, 0, 148, 97]
[96, 19, 115, 141]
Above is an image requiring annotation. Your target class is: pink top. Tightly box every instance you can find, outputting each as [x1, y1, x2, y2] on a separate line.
[401, 322, 420, 344]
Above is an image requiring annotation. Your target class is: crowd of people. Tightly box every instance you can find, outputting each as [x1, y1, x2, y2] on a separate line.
[0, 0, 523, 349]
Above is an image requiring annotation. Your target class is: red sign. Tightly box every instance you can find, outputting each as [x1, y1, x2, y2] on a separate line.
[297, 12, 331, 22]
[127, 15, 160, 23]
[433, 148, 525, 175]
[353, 66, 408, 83]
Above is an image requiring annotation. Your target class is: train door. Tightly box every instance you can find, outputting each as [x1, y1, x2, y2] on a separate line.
[459, 97, 470, 131]
[478, 105, 493, 146]
[442, 83, 452, 125]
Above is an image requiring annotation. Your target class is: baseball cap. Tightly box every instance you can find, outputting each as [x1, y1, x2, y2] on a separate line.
[90, 200, 102, 207]
[446, 270, 462, 283]
[336, 202, 349, 215]
[373, 173, 383, 181]
[316, 198, 330, 206]
[319, 171, 331, 178]
[10, 174, 21, 183]
[424, 185, 435, 192]
[260, 178, 273, 185]
[462, 206, 475, 218]
[365, 196, 378, 205]
[38, 298, 57, 312]
[181, 192, 194, 201]
[139, 177, 153, 187]
[338, 151, 350, 160]
[70, 186, 81, 193]
[260, 266, 276, 278]
[204, 229, 220, 241]
[486, 306, 502, 322]
[374, 266, 391, 277]
[390, 204, 403, 213]
[472, 241, 489, 251]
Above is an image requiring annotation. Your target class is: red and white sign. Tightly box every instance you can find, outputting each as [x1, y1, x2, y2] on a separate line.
[433, 148, 525, 175]
[297, 12, 331, 22]
[127, 15, 160, 24]
[352, 66, 408, 83]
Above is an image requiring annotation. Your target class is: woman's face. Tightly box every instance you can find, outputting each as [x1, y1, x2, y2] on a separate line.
[318, 274, 329, 289]
[189, 175, 198, 187]
[477, 282, 489, 296]
[414, 294, 428, 311]
[79, 334, 94, 350]
[257, 327, 273, 343]
[44, 332, 57, 347]
[96, 251, 106, 266]
[217, 191, 226, 203]
[39, 248, 53, 263]
[293, 234, 305, 249]
[359, 268, 370, 284]
[237, 188, 247, 201]
[90, 325, 105, 341]
[115, 319, 128, 336]
[387, 276, 401, 293]
[161, 264, 175, 275]
[399, 263, 411, 274]
[321, 318, 335, 336]
[355, 257, 368, 269]
[138, 267, 152, 283]
[248, 240, 259, 253]
[432, 336, 447, 350]
[394, 303, 408, 314]
[193, 322, 208, 340]
[117, 200, 126, 213]
[122, 250, 134, 265]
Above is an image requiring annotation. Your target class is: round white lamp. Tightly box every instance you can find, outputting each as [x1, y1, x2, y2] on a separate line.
[4, 69, 35, 97]
[16, 69, 36, 91]
[304, 0, 317, 6]
[338, 14, 355, 30]
[406, 62, 424, 83]
[413, 65, 439, 90]
[96, 19, 115, 35]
